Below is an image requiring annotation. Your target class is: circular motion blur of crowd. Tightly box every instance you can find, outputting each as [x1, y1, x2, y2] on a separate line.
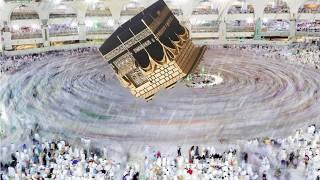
[0, 47, 97, 74]
[1, 41, 320, 75]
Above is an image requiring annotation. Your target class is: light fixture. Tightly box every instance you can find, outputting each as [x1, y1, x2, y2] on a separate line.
[85, 20, 93, 27]
[57, 4, 67, 10]
[53, 0, 61, 5]
[85, 0, 98, 4]
[12, 24, 19, 31]
[31, 24, 40, 29]
[107, 19, 114, 27]
[246, 18, 253, 24]
[262, 18, 268, 23]
[71, 22, 78, 27]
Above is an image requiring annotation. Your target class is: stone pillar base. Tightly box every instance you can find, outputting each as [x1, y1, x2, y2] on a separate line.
[4, 45, 13, 51]
[289, 19, 296, 40]
[43, 41, 50, 47]
[219, 21, 226, 40]
[78, 23, 86, 42]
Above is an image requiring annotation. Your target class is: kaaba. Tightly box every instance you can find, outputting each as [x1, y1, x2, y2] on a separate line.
[99, 0, 206, 100]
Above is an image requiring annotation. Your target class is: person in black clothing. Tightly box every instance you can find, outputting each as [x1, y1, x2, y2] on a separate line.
[10, 153, 17, 167]
[195, 146, 200, 157]
[177, 147, 181, 157]
[84, 150, 88, 160]
[0, 162, 4, 171]
[133, 172, 139, 180]
[289, 152, 294, 165]
[262, 172, 267, 180]
[243, 152, 248, 163]
[205, 149, 209, 158]
[47, 168, 54, 178]
[42, 154, 47, 166]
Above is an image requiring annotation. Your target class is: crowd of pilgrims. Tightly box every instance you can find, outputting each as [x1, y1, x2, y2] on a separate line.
[0, 124, 122, 179]
[1, 124, 319, 179]
[296, 21, 320, 32]
[209, 41, 320, 70]
[258, 43, 319, 69]
[48, 24, 78, 36]
[0, 47, 97, 74]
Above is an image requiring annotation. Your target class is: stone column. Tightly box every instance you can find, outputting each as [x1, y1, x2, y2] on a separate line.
[77, 10, 87, 43]
[254, 18, 262, 40]
[2, 21, 12, 50]
[289, 18, 296, 40]
[219, 20, 226, 40]
[78, 21, 86, 43]
[41, 19, 50, 47]
[0, 24, 3, 52]
[113, 19, 121, 30]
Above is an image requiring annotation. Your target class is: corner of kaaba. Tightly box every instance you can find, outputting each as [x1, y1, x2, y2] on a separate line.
[99, 0, 206, 100]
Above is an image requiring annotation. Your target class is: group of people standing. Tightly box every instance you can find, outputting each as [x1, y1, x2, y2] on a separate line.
[1, 122, 319, 180]
[142, 124, 319, 180]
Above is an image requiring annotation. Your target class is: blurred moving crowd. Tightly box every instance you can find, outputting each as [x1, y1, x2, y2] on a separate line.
[259, 43, 320, 69]
[1, 42, 319, 75]
[1, 124, 319, 179]
[0, 47, 98, 74]
[209, 42, 320, 70]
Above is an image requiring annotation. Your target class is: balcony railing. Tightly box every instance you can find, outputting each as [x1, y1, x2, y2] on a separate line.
[4, 0, 32, 2]
[49, 14, 77, 18]
[226, 26, 254, 32]
[85, 11, 112, 17]
[296, 31, 320, 36]
[192, 9, 219, 15]
[227, 8, 254, 14]
[191, 26, 219, 33]
[264, 7, 290, 13]
[86, 29, 114, 34]
[261, 31, 289, 37]
[120, 9, 143, 16]
[11, 13, 39, 20]
[11, 33, 42, 40]
[49, 31, 78, 36]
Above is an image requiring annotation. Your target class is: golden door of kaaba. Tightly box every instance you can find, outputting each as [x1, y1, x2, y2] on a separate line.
[99, 0, 206, 100]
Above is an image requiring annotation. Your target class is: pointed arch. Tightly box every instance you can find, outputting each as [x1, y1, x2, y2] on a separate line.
[192, 0, 219, 15]
[164, 0, 183, 16]
[263, 0, 290, 14]
[226, 0, 255, 14]
[48, 3, 78, 37]
[298, 0, 320, 13]
[85, 1, 114, 35]
[85, 1, 112, 17]
[121, 0, 145, 16]
[49, 3, 77, 19]
[10, 4, 39, 20]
